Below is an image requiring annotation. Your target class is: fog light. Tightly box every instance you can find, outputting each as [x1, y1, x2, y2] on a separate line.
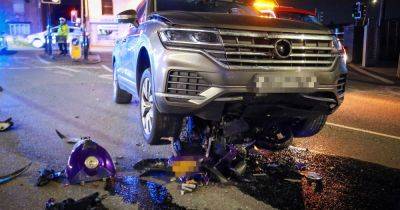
[84, 156, 99, 169]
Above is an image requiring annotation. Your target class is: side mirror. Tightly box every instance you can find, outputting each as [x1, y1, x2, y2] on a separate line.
[116, 9, 138, 25]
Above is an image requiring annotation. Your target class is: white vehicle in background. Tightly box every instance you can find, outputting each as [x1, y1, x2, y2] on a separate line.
[26, 26, 82, 48]
[0, 34, 7, 51]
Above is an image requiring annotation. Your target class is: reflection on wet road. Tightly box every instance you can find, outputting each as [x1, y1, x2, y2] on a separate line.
[105, 176, 185, 209]
[237, 147, 400, 209]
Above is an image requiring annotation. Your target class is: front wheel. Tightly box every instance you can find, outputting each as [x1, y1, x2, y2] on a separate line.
[139, 69, 182, 145]
[32, 39, 44, 48]
[292, 115, 327, 137]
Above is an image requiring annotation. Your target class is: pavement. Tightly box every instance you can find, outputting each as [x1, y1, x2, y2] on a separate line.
[0, 49, 400, 209]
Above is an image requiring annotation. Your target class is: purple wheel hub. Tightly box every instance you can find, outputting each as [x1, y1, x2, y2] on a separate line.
[66, 138, 116, 184]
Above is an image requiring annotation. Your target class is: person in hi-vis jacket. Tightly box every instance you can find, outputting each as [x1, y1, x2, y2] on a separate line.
[57, 17, 69, 55]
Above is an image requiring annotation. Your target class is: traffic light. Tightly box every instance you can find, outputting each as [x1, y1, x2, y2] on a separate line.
[352, 1, 362, 20]
[71, 10, 78, 23]
[361, 3, 367, 19]
[41, 0, 61, 4]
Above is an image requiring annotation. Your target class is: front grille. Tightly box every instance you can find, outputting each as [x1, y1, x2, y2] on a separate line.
[337, 74, 347, 98]
[208, 30, 337, 70]
[166, 70, 210, 96]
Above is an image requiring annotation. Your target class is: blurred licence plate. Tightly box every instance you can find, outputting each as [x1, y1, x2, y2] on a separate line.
[255, 74, 317, 92]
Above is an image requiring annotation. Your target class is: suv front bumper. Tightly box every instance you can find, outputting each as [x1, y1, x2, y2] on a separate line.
[152, 48, 347, 116]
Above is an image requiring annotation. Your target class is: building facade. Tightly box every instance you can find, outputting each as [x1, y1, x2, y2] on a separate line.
[0, 0, 43, 35]
[86, 0, 139, 46]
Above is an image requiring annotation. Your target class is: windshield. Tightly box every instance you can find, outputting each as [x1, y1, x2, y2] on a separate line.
[155, 0, 260, 16]
[276, 12, 321, 24]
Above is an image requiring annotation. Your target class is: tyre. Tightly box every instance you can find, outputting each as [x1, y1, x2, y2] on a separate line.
[292, 115, 327, 137]
[113, 67, 132, 104]
[139, 69, 182, 145]
[32, 39, 44, 48]
[255, 123, 294, 151]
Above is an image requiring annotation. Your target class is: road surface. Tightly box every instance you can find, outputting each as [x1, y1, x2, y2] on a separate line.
[0, 50, 399, 209]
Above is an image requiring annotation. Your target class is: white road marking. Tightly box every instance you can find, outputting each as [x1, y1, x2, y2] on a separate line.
[56, 66, 80, 73]
[13, 56, 31, 59]
[98, 74, 113, 80]
[54, 71, 73, 77]
[101, 64, 113, 73]
[384, 87, 400, 97]
[326, 122, 400, 140]
[36, 55, 51, 64]
[3, 67, 30, 70]
[348, 63, 395, 85]
[70, 65, 103, 69]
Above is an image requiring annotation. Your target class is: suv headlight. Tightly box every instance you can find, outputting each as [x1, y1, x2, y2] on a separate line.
[332, 36, 347, 63]
[159, 28, 222, 47]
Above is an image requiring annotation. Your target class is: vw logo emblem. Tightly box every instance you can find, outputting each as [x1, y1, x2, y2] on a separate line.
[274, 39, 292, 59]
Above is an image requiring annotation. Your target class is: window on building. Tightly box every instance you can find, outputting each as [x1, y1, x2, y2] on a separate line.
[102, 0, 113, 15]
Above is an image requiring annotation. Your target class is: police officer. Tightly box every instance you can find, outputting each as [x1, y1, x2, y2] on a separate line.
[57, 17, 69, 55]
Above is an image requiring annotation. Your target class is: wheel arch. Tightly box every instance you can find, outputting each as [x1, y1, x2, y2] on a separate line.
[136, 47, 151, 92]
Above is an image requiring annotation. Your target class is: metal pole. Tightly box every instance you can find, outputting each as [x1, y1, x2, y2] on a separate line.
[46, 4, 52, 57]
[82, 0, 89, 60]
[378, 0, 386, 27]
[375, 0, 386, 63]
[397, 53, 400, 79]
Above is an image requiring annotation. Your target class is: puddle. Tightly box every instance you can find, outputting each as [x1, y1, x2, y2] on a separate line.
[105, 176, 185, 209]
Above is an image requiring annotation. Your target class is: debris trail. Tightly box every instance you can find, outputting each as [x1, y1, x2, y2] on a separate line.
[45, 192, 108, 210]
[55, 129, 81, 144]
[0, 117, 14, 132]
[0, 162, 32, 185]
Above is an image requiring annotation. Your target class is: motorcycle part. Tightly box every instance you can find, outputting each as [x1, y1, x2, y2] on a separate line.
[66, 137, 116, 184]
[0, 162, 32, 185]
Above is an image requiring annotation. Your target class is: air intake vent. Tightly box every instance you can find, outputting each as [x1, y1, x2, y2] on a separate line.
[337, 74, 347, 98]
[166, 70, 210, 96]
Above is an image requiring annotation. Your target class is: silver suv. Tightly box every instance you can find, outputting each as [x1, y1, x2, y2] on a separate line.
[113, 0, 347, 146]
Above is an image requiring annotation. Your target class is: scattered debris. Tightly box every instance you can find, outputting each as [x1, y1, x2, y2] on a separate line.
[180, 180, 198, 195]
[0, 117, 14, 132]
[295, 162, 307, 171]
[304, 171, 323, 192]
[133, 158, 170, 173]
[0, 162, 32, 185]
[45, 192, 108, 210]
[36, 169, 64, 187]
[136, 143, 142, 147]
[55, 129, 81, 144]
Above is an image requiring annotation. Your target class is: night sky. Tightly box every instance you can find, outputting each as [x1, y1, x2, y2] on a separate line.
[48, 0, 400, 26]
[279, 0, 400, 25]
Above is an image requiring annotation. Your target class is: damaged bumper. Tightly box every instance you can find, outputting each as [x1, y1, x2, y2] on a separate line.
[153, 46, 347, 118]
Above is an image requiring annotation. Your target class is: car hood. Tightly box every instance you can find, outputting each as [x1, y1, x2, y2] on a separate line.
[154, 11, 331, 35]
[27, 32, 45, 38]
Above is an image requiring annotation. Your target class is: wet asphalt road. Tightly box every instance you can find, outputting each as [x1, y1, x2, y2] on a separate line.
[0, 50, 400, 209]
